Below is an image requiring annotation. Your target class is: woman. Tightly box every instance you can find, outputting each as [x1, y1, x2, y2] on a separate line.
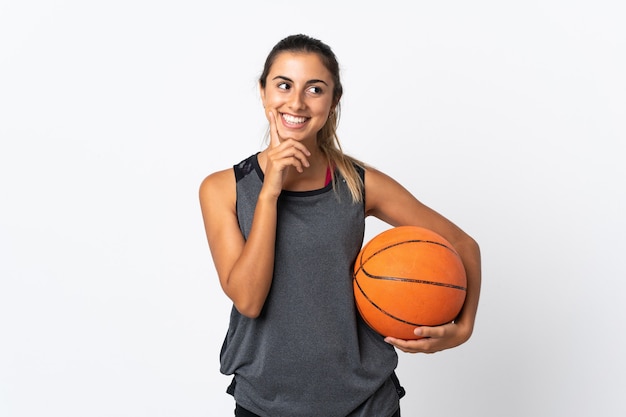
[199, 34, 481, 417]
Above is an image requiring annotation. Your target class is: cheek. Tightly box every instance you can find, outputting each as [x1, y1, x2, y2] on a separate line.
[262, 92, 282, 108]
[314, 102, 333, 119]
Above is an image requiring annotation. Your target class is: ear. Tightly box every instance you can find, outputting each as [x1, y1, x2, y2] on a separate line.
[332, 94, 342, 109]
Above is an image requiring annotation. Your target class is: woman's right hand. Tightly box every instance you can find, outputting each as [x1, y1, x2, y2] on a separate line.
[261, 110, 311, 198]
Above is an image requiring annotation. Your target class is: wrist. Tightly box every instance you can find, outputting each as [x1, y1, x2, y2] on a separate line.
[258, 187, 281, 203]
[452, 319, 474, 344]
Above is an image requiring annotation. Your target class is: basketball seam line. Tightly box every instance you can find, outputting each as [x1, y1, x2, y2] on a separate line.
[359, 269, 467, 291]
[354, 277, 447, 328]
[354, 239, 466, 291]
[363, 239, 459, 260]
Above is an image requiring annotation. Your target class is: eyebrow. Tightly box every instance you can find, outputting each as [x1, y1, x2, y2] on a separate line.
[272, 75, 329, 86]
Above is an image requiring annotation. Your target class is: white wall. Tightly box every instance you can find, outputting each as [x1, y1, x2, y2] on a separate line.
[1, 1, 624, 416]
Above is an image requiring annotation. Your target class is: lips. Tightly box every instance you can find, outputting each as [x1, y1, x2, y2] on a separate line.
[281, 113, 308, 126]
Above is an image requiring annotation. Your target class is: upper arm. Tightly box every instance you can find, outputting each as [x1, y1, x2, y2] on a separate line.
[198, 169, 245, 290]
[365, 167, 481, 335]
[364, 167, 471, 246]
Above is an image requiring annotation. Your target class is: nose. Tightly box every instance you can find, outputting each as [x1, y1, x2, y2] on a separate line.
[288, 91, 306, 110]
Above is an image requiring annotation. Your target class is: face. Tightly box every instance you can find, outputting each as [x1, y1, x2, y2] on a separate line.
[260, 52, 335, 143]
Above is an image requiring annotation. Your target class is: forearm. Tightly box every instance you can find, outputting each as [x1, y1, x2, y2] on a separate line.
[225, 193, 279, 318]
[453, 236, 481, 340]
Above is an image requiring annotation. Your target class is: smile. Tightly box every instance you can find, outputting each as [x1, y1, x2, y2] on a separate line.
[281, 113, 309, 126]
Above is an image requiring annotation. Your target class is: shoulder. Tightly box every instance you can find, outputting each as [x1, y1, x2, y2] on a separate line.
[363, 166, 419, 219]
[199, 167, 236, 207]
[199, 153, 260, 205]
[200, 153, 259, 195]
[363, 165, 403, 191]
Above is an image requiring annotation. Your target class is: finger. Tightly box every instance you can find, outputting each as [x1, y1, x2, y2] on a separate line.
[384, 337, 420, 354]
[414, 326, 445, 339]
[272, 145, 311, 172]
[268, 110, 281, 148]
[289, 141, 311, 160]
[384, 336, 437, 354]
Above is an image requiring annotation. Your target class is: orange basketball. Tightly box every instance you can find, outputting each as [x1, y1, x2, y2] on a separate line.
[353, 226, 467, 340]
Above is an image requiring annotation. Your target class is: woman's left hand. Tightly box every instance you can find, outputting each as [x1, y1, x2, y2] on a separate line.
[384, 322, 472, 354]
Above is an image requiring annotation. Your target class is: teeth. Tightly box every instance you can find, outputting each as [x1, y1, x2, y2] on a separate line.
[282, 114, 307, 124]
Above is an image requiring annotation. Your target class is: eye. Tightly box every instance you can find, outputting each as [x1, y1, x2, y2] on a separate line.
[307, 85, 323, 94]
[277, 82, 290, 90]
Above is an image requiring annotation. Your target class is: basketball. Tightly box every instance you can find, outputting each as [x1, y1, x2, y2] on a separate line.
[353, 226, 467, 340]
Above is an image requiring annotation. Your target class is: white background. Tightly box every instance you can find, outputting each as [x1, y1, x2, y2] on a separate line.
[1, 1, 624, 416]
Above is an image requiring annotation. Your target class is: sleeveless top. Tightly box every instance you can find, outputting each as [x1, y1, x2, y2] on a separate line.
[220, 154, 400, 417]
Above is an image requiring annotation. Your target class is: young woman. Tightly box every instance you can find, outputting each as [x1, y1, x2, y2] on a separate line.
[199, 34, 481, 417]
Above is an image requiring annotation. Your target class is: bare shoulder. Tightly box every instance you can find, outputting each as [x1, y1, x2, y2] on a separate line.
[363, 166, 414, 207]
[199, 167, 236, 208]
[200, 167, 235, 192]
[363, 165, 394, 185]
[363, 165, 434, 226]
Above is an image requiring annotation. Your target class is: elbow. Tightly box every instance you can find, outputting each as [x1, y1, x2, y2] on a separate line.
[222, 280, 266, 318]
[233, 299, 265, 319]
[452, 234, 481, 266]
[468, 235, 480, 255]
[223, 270, 271, 319]
[458, 233, 480, 255]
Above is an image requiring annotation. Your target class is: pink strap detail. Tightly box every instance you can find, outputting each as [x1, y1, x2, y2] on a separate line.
[325, 165, 332, 186]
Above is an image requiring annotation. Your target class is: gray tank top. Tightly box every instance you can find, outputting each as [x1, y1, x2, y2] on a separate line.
[220, 154, 400, 417]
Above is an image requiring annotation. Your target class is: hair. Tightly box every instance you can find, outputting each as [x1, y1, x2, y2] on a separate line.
[259, 34, 366, 203]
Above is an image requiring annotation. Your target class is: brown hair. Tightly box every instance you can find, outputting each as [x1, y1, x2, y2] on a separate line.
[259, 34, 365, 202]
